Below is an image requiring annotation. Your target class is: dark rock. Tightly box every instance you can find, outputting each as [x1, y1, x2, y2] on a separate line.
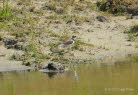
[11, 53, 23, 61]
[42, 62, 65, 71]
[23, 62, 31, 66]
[2, 36, 25, 50]
[96, 16, 109, 22]
[23, 59, 36, 66]
[127, 39, 131, 41]
[14, 42, 25, 50]
[2, 36, 18, 46]
[96, 1, 101, 7]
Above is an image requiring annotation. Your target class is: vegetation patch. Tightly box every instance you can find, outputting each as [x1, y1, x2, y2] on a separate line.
[97, 0, 138, 15]
[63, 14, 90, 24]
[135, 45, 138, 48]
[0, 0, 13, 20]
[44, 2, 68, 14]
[124, 25, 138, 41]
[73, 40, 94, 50]
[47, 14, 90, 24]
[15, 42, 51, 64]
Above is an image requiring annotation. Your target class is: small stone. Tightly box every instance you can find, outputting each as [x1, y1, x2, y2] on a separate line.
[14, 42, 25, 50]
[126, 44, 132, 46]
[96, 16, 109, 22]
[42, 62, 65, 71]
[2, 36, 25, 50]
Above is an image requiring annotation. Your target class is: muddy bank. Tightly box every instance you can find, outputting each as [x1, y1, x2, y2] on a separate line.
[0, 51, 138, 72]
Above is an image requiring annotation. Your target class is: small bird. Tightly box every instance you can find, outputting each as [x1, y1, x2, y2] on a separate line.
[60, 36, 76, 47]
[96, 15, 108, 22]
[50, 36, 76, 54]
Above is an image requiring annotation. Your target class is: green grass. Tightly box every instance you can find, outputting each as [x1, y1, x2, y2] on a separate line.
[45, 29, 70, 42]
[0, 0, 12, 20]
[47, 14, 90, 24]
[127, 25, 138, 34]
[73, 40, 94, 50]
[0, 21, 6, 26]
[135, 45, 138, 48]
[22, 42, 51, 63]
[59, 31, 70, 41]
[124, 25, 138, 41]
[63, 14, 90, 24]
[46, 29, 61, 38]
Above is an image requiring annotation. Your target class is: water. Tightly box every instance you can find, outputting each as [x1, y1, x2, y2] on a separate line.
[0, 54, 138, 95]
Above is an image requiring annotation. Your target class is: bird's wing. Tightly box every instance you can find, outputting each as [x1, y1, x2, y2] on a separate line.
[64, 41, 73, 45]
[50, 47, 64, 53]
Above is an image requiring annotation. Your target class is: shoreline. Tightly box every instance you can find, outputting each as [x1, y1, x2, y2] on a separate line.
[0, 51, 138, 72]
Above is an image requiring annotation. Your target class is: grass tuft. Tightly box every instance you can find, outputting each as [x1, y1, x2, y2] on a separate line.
[73, 40, 94, 50]
[124, 25, 138, 41]
[0, 0, 13, 20]
[135, 45, 138, 48]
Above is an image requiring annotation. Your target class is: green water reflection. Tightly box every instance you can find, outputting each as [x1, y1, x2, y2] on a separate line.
[0, 54, 138, 95]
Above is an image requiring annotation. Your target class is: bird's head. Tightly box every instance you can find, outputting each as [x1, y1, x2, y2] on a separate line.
[71, 36, 76, 41]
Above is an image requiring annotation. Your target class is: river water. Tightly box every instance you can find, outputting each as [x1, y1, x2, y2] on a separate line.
[0, 54, 138, 95]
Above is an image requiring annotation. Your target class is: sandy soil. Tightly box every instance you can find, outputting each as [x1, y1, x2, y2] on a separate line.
[0, 45, 32, 71]
[72, 16, 138, 60]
